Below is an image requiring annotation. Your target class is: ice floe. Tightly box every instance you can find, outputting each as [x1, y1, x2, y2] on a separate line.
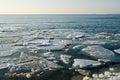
[60, 54, 72, 64]
[81, 46, 115, 60]
[27, 39, 72, 51]
[9, 57, 62, 72]
[43, 52, 58, 61]
[0, 28, 120, 79]
[0, 50, 17, 57]
[19, 52, 36, 63]
[114, 48, 120, 54]
[82, 40, 107, 45]
[0, 63, 10, 70]
[72, 59, 103, 69]
[29, 39, 52, 46]
[66, 32, 85, 39]
[0, 58, 16, 70]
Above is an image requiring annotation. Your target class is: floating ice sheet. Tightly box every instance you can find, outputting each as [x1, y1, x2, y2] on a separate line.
[66, 32, 86, 39]
[82, 46, 115, 60]
[9, 57, 62, 72]
[82, 40, 107, 45]
[114, 49, 120, 54]
[27, 39, 72, 51]
[0, 50, 17, 57]
[72, 59, 102, 69]
[60, 54, 72, 64]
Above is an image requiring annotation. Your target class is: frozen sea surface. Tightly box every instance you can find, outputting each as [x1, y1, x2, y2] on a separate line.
[0, 14, 120, 80]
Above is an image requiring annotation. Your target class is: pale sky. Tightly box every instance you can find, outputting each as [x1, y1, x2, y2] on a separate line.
[0, 0, 120, 14]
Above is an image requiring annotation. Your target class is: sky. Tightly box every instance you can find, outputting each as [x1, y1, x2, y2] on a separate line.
[0, 0, 120, 14]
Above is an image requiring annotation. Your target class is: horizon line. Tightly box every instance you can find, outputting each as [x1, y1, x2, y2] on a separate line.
[0, 13, 120, 15]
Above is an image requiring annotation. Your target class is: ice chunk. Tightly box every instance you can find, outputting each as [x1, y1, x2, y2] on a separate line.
[19, 52, 36, 63]
[27, 39, 71, 51]
[114, 49, 120, 54]
[9, 57, 62, 72]
[72, 59, 102, 69]
[29, 39, 51, 46]
[67, 32, 85, 39]
[82, 46, 115, 59]
[0, 58, 15, 70]
[83, 40, 107, 45]
[0, 50, 16, 57]
[60, 54, 72, 64]
[0, 63, 10, 70]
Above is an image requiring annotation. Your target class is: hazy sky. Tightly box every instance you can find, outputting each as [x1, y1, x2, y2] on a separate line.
[0, 0, 120, 14]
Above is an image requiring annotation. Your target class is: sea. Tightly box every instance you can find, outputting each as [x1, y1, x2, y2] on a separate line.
[0, 14, 120, 80]
[0, 14, 120, 33]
